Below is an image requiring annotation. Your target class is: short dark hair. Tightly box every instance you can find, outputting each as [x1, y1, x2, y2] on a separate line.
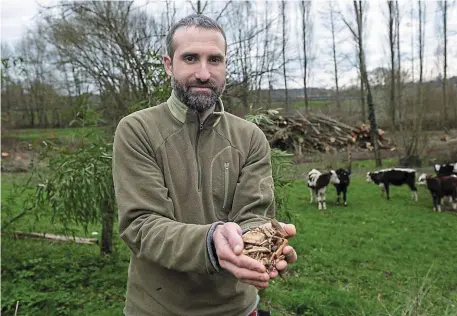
[166, 14, 227, 61]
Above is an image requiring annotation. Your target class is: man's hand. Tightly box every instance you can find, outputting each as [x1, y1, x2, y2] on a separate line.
[260, 222, 297, 279]
[213, 222, 270, 288]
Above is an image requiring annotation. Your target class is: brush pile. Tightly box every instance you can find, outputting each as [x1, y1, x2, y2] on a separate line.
[250, 109, 394, 154]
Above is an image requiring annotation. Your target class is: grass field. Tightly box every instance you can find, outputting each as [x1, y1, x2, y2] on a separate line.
[2, 165, 456, 316]
[260, 173, 457, 315]
[2, 126, 106, 145]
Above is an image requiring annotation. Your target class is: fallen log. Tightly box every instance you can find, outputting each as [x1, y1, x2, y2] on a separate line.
[8, 231, 98, 245]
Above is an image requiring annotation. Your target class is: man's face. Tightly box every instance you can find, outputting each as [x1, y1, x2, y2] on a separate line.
[164, 26, 226, 112]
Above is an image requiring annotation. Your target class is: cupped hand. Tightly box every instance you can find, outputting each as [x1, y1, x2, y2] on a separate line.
[213, 222, 270, 288]
[259, 222, 297, 279]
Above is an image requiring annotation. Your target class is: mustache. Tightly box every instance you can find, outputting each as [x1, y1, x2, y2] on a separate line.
[187, 80, 217, 90]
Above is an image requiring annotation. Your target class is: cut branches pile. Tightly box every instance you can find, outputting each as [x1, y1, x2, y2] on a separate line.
[251, 109, 394, 154]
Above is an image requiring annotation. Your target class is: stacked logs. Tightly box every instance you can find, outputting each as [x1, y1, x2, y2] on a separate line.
[252, 110, 393, 154]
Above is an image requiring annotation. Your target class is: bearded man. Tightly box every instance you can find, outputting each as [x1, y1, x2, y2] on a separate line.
[113, 14, 297, 316]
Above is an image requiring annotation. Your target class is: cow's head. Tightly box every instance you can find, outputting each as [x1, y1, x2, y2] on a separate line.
[434, 164, 441, 172]
[329, 170, 340, 184]
[417, 173, 428, 185]
[366, 171, 382, 184]
[336, 168, 350, 185]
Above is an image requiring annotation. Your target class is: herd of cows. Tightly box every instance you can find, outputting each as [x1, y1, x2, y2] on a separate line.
[307, 161, 457, 212]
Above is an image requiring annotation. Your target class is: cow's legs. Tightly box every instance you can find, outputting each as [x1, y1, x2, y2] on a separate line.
[408, 183, 418, 201]
[343, 189, 347, 207]
[432, 194, 438, 211]
[384, 183, 390, 200]
[316, 189, 326, 210]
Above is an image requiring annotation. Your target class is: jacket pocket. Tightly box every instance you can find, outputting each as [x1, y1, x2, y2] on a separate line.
[222, 162, 229, 211]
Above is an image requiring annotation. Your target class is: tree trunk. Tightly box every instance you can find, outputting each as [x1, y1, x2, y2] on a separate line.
[442, 1, 449, 124]
[388, 1, 396, 129]
[330, 3, 341, 111]
[281, 0, 289, 112]
[100, 198, 114, 254]
[396, 1, 402, 124]
[360, 74, 366, 122]
[355, 1, 381, 166]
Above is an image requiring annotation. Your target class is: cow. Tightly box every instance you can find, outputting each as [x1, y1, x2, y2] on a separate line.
[366, 168, 418, 201]
[308, 168, 340, 210]
[333, 150, 352, 207]
[417, 174, 457, 212]
[434, 162, 457, 177]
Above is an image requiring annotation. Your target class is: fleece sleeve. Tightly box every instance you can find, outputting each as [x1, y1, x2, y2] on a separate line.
[228, 125, 276, 230]
[112, 116, 218, 274]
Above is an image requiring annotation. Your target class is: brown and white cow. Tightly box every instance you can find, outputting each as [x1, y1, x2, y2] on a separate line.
[417, 173, 457, 212]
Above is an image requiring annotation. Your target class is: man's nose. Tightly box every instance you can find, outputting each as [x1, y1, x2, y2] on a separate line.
[195, 64, 211, 81]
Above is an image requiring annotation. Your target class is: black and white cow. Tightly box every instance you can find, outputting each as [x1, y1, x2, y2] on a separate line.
[308, 168, 340, 210]
[434, 162, 457, 177]
[418, 173, 457, 212]
[366, 168, 418, 201]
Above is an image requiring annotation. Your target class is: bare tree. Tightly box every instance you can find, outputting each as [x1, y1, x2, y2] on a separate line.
[395, 1, 402, 124]
[281, 0, 289, 111]
[323, 1, 343, 110]
[438, 1, 449, 124]
[387, 1, 397, 128]
[299, 1, 313, 112]
[189, 0, 208, 14]
[40, 1, 170, 124]
[399, 0, 428, 161]
[341, 1, 382, 166]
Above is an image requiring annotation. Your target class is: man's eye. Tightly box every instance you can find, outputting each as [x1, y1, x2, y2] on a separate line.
[210, 57, 221, 63]
[184, 56, 196, 63]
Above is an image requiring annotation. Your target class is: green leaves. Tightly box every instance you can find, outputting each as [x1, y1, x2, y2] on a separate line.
[245, 108, 295, 222]
[36, 135, 115, 237]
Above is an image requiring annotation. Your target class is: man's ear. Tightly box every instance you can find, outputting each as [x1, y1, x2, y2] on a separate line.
[164, 55, 173, 76]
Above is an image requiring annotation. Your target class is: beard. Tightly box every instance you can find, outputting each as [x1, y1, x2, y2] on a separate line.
[172, 77, 225, 113]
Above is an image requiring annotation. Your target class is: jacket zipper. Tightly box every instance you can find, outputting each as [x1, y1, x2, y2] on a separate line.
[196, 121, 203, 192]
[222, 162, 229, 210]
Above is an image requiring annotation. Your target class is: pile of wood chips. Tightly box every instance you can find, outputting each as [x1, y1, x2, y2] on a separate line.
[242, 219, 289, 275]
[253, 109, 394, 154]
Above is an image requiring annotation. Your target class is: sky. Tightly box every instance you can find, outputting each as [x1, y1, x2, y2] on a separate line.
[1, 0, 456, 90]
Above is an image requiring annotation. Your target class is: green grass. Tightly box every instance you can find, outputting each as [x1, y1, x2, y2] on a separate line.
[2, 167, 457, 315]
[2, 126, 106, 144]
[260, 172, 457, 315]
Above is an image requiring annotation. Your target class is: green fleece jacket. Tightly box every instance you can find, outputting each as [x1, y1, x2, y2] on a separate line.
[113, 90, 276, 316]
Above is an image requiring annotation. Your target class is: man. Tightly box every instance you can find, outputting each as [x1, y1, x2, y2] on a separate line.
[113, 14, 297, 316]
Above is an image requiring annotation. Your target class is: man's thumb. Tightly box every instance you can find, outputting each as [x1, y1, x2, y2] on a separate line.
[226, 223, 243, 255]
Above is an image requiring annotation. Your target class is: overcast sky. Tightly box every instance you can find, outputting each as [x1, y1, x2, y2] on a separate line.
[1, 0, 456, 90]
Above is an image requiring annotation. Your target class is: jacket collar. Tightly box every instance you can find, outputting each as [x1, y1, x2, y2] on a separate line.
[167, 90, 225, 126]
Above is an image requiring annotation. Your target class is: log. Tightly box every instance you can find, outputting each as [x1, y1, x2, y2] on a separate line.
[9, 231, 98, 245]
